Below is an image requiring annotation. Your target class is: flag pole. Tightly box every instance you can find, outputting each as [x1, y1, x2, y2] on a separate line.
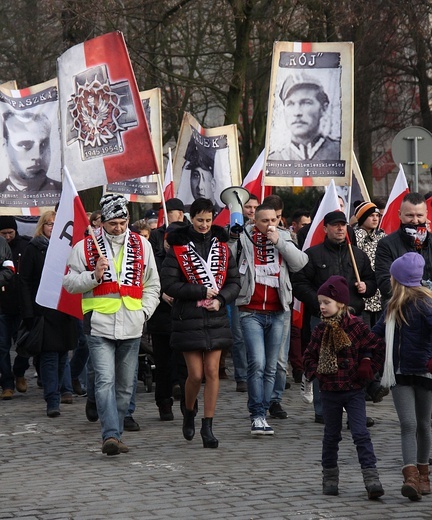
[346, 231, 361, 284]
[87, 225, 104, 257]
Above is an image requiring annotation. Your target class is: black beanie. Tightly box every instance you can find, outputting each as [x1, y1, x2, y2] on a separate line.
[0, 216, 17, 231]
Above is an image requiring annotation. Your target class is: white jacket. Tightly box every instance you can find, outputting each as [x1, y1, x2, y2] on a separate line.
[63, 230, 160, 340]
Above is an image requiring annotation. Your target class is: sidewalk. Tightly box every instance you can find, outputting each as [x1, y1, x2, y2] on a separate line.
[1, 359, 431, 520]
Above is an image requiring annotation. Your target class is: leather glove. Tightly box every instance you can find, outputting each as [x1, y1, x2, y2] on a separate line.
[357, 358, 374, 381]
[427, 359, 432, 373]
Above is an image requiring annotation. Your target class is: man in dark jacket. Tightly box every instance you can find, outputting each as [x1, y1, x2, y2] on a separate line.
[375, 192, 432, 302]
[292, 210, 377, 423]
[0, 216, 30, 398]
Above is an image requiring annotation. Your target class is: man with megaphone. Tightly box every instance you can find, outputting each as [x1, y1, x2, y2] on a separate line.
[229, 202, 308, 435]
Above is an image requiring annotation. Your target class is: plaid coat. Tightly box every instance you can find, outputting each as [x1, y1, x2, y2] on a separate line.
[303, 313, 385, 392]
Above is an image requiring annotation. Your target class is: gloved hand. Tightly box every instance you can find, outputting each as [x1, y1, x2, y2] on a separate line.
[357, 358, 374, 381]
[427, 359, 432, 373]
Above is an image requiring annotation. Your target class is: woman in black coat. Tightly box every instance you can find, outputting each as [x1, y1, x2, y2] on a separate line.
[20, 211, 78, 417]
[161, 198, 240, 448]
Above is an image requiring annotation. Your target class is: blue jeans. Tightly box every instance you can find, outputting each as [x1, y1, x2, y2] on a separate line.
[60, 356, 73, 395]
[40, 351, 67, 411]
[271, 311, 291, 403]
[0, 314, 20, 390]
[125, 364, 138, 418]
[230, 304, 248, 382]
[86, 335, 140, 441]
[240, 310, 285, 419]
[321, 389, 377, 469]
[70, 320, 89, 380]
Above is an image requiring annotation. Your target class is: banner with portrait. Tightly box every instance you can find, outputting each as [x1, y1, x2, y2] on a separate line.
[173, 113, 242, 214]
[105, 88, 163, 203]
[0, 78, 62, 215]
[264, 41, 353, 188]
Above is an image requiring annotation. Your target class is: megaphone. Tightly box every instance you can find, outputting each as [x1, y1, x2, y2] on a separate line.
[220, 186, 251, 234]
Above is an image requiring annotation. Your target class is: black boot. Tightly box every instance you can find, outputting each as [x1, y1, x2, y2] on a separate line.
[200, 417, 219, 448]
[182, 409, 195, 441]
[322, 467, 339, 496]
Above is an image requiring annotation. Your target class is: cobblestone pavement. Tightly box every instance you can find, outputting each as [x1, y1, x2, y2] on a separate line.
[1, 358, 432, 520]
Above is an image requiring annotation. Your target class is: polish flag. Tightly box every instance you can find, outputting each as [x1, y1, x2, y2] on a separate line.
[380, 164, 409, 235]
[57, 31, 159, 191]
[426, 195, 432, 225]
[213, 149, 272, 227]
[36, 167, 89, 319]
[157, 148, 175, 227]
[292, 180, 340, 327]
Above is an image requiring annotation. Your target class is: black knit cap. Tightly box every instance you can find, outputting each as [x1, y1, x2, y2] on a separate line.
[0, 216, 17, 231]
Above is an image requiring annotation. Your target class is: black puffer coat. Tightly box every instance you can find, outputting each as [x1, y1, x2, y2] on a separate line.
[161, 225, 240, 352]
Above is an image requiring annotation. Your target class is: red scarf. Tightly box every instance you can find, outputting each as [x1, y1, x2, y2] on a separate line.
[173, 238, 229, 290]
[252, 229, 281, 288]
[85, 230, 144, 298]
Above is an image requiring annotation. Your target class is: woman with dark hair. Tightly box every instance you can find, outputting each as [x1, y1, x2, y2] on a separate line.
[161, 198, 240, 448]
[20, 211, 77, 417]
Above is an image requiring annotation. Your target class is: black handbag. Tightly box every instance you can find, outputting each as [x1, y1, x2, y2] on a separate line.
[15, 317, 44, 358]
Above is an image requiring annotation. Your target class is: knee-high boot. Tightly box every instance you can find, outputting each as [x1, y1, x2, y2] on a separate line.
[200, 417, 219, 448]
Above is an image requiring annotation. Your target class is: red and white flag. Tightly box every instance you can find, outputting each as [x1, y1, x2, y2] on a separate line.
[36, 167, 89, 319]
[157, 148, 175, 227]
[292, 179, 340, 327]
[380, 164, 409, 235]
[213, 149, 272, 227]
[57, 31, 159, 191]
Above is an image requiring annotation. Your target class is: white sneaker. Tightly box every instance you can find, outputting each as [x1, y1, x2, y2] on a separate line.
[251, 417, 265, 435]
[261, 418, 274, 435]
[301, 374, 313, 404]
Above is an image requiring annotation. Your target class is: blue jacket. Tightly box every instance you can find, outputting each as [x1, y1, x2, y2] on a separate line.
[373, 300, 432, 375]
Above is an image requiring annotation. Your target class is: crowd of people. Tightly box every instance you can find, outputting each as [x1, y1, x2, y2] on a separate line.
[1, 189, 432, 502]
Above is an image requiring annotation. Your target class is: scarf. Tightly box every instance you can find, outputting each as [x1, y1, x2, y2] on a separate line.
[381, 314, 396, 388]
[253, 229, 280, 288]
[402, 224, 427, 251]
[317, 315, 352, 375]
[84, 229, 144, 298]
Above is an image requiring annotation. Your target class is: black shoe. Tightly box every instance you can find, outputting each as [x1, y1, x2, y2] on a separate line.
[236, 381, 247, 393]
[269, 402, 288, 419]
[293, 369, 303, 384]
[182, 409, 195, 441]
[315, 414, 325, 424]
[370, 386, 389, 403]
[47, 409, 61, 418]
[200, 417, 218, 448]
[158, 398, 174, 421]
[123, 415, 140, 431]
[85, 399, 99, 422]
[72, 378, 85, 396]
[285, 381, 291, 389]
[172, 384, 182, 401]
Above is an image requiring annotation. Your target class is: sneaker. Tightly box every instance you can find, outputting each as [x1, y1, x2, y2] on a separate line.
[262, 418, 274, 435]
[251, 417, 265, 435]
[269, 402, 288, 419]
[123, 415, 140, 431]
[1, 388, 14, 400]
[301, 374, 313, 404]
[15, 377, 27, 393]
[236, 381, 247, 393]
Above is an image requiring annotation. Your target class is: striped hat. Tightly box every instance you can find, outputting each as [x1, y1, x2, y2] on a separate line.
[354, 201, 379, 227]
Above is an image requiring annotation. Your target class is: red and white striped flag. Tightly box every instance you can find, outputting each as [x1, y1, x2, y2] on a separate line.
[157, 148, 175, 227]
[292, 179, 340, 327]
[213, 149, 272, 227]
[380, 164, 409, 234]
[57, 31, 159, 191]
[36, 167, 89, 319]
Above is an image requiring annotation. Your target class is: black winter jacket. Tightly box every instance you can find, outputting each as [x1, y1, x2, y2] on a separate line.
[0, 233, 30, 316]
[292, 237, 377, 317]
[161, 225, 240, 352]
[375, 226, 432, 302]
[20, 235, 77, 353]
